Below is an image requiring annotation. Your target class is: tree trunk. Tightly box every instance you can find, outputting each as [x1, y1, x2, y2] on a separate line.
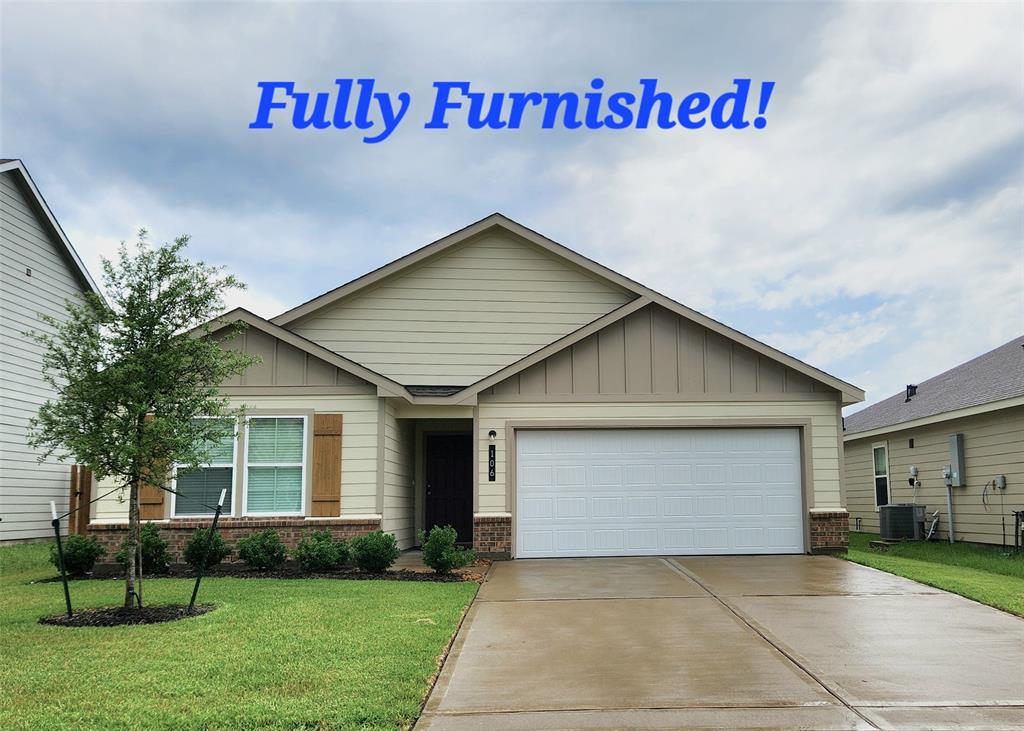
[124, 479, 139, 609]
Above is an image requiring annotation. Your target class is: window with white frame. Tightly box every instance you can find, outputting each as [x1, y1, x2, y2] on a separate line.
[872, 442, 890, 509]
[173, 418, 236, 517]
[245, 416, 306, 515]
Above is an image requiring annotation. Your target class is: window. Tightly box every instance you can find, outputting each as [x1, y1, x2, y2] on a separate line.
[872, 442, 890, 508]
[173, 418, 236, 517]
[244, 416, 306, 515]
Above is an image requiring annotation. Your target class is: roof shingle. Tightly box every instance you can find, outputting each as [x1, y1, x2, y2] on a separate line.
[844, 335, 1024, 435]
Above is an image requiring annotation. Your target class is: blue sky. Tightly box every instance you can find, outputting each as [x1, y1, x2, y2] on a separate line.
[2, 1, 1021, 413]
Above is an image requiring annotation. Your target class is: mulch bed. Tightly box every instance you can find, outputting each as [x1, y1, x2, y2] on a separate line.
[39, 603, 214, 628]
[46, 559, 491, 584]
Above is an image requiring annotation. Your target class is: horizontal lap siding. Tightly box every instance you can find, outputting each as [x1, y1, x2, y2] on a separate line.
[381, 400, 415, 548]
[0, 172, 87, 541]
[92, 394, 381, 522]
[477, 400, 844, 515]
[288, 231, 634, 385]
[844, 405, 1024, 544]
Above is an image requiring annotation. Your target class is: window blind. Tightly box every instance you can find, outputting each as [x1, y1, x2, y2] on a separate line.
[174, 418, 236, 516]
[246, 417, 305, 514]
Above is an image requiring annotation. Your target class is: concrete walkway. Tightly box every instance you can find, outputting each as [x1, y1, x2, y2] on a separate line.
[417, 555, 1024, 730]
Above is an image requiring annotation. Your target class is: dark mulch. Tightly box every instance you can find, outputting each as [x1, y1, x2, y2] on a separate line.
[40, 559, 490, 584]
[39, 603, 214, 628]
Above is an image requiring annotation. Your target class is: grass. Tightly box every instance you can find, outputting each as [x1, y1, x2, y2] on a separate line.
[0, 543, 477, 730]
[844, 532, 1024, 616]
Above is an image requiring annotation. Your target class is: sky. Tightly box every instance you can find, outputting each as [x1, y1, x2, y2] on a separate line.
[2, 1, 1021, 414]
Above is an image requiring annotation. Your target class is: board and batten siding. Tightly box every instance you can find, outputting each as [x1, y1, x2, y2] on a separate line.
[484, 303, 832, 399]
[381, 399, 415, 548]
[844, 405, 1024, 544]
[0, 171, 90, 541]
[216, 327, 374, 390]
[288, 230, 635, 385]
[476, 400, 845, 516]
[91, 393, 382, 522]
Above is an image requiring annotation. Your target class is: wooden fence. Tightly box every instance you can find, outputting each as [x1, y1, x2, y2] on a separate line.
[68, 465, 93, 535]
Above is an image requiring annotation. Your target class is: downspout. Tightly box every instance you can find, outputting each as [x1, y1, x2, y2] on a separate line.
[946, 483, 956, 544]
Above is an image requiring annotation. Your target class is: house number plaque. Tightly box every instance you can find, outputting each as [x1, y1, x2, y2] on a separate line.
[488, 444, 496, 481]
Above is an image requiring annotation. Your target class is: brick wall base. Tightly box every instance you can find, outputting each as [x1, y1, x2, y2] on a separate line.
[474, 515, 511, 558]
[809, 510, 849, 553]
[87, 517, 381, 562]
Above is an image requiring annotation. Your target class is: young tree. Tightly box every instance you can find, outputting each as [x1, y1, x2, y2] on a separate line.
[29, 230, 258, 609]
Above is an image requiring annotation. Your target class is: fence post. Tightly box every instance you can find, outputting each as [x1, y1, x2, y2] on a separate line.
[78, 467, 93, 535]
[68, 466, 80, 536]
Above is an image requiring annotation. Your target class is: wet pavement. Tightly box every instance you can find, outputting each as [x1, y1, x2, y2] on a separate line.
[417, 555, 1024, 730]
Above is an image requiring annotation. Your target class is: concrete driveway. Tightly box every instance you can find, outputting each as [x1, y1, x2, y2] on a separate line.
[417, 556, 1024, 730]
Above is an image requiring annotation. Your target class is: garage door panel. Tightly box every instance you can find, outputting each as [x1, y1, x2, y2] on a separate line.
[555, 497, 587, 518]
[516, 428, 804, 557]
[592, 496, 624, 517]
[657, 464, 692, 485]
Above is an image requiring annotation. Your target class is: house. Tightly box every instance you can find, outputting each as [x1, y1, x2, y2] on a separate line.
[843, 336, 1024, 545]
[87, 214, 864, 558]
[0, 159, 105, 543]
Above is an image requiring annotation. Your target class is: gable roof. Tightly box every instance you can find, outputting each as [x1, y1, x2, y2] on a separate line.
[844, 335, 1024, 436]
[204, 308, 410, 398]
[0, 159, 104, 301]
[272, 213, 864, 404]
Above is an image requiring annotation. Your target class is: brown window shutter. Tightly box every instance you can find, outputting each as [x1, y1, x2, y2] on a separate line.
[311, 413, 343, 517]
[138, 414, 167, 520]
[139, 471, 166, 520]
[139, 456, 169, 521]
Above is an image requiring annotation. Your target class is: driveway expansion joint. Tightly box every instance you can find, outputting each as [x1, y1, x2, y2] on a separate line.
[663, 559, 883, 731]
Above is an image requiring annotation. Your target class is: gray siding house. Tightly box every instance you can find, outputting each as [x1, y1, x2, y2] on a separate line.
[0, 160, 103, 542]
[844, 336, 1024, 545]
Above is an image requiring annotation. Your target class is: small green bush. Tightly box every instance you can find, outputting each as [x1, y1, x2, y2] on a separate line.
[236, 529, 287, 569]
[50, 534, 105, 577]
[115, 522, 171, 574]
[418, 525, 476, 575]
[294, 530, 349, 572]
[350, 530, 400, 573]
[182, 527, 232, 570]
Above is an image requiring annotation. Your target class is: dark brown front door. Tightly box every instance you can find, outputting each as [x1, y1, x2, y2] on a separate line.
[424, 433, 473, 545]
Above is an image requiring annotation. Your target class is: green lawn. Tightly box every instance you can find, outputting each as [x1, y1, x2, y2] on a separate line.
[844, 532, 1024, 616]
[0, 543, 477, 730]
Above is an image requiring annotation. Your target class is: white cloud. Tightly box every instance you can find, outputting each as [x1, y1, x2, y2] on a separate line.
[542, 1, 1023, 410]
[4, 1, 1021, 414]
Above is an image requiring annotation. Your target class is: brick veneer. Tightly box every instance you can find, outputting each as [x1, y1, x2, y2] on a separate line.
[809, 510, 849, 553]
[87, 517, 381, 562]
[473, 515, 511, 558]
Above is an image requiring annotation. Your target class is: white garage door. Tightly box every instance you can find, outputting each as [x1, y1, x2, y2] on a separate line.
[515, 428, 804, 558]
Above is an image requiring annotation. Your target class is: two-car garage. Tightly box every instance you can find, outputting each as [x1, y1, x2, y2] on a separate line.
[515, 428, 805, 558]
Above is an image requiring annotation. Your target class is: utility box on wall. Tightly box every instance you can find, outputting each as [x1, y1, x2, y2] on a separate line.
[949, 433, 966, 487]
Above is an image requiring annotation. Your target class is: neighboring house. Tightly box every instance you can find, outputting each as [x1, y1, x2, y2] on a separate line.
[88, 214, 864, 558]
[843, 336, 1024, 545]
[0, 159, 104, 543]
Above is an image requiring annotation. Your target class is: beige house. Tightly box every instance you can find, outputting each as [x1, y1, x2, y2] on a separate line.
[844, 336, 1024, 545]
[89, 214, 864, 558]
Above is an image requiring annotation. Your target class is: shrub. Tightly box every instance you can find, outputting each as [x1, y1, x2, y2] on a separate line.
[182, 527, 232, 570]
[236, 529, 287, 569]
[294, 530, 348, 572]
[115, 522, 171, 574]
[350, 530, 400, 573]
[50, 534, 105, 577]
[418, 525, 476, 575]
